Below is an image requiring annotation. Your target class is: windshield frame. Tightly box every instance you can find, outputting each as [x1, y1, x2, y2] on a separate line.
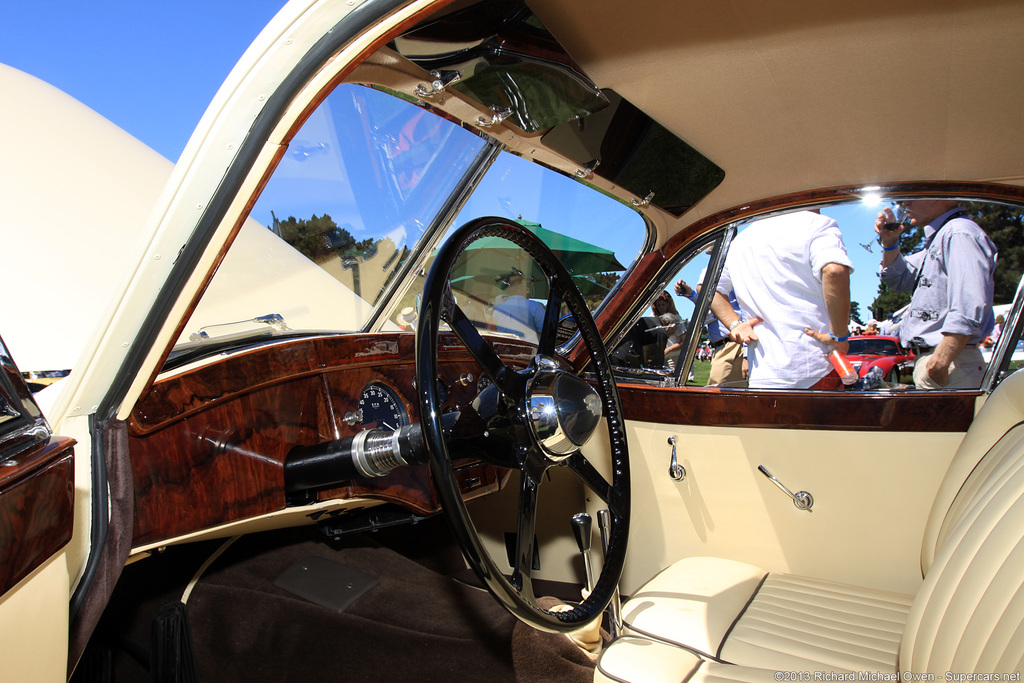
[160, 80, 655, 374]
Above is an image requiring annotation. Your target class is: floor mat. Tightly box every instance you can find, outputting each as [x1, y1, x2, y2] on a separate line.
[76, 519, 600, 682]
[186, 528, 518, 682]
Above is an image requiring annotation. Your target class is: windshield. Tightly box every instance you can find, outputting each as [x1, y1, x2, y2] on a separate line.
[386, 148, 644, 337]
[847, 338, 900, 356]
[168, 83, 647, 368]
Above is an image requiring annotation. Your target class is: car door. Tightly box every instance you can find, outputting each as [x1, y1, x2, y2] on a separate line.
[604, 198, 1017, 598]
[0, 335, 75, 681]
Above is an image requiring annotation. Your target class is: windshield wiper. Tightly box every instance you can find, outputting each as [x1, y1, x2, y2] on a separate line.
[189, 313, 289, 341]
[165, 312, 311, 371]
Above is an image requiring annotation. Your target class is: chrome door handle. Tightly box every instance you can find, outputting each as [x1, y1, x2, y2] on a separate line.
[667, 436, 685, 481]
[758, 465, 813, 512]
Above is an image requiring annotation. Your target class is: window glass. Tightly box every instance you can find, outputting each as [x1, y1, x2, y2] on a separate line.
[609, 237, 720, 386]
[384, 147, 647, 340]
[169, 83, 648, 369]
[984, 302, 1024, 383]
[169, 85, 488, 363]
[645, 199, 1024, 391]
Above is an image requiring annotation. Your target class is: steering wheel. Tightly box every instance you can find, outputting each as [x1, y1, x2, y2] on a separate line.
[416, 217, 630, 632]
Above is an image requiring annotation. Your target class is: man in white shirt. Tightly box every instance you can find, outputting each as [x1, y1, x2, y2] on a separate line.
[710, 210, 854, 389]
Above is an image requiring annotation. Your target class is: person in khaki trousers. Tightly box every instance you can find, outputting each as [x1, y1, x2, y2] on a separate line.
[675, 279, 747, 387]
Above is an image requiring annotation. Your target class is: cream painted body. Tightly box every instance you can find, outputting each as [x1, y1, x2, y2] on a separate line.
[0, 554, 70, 682]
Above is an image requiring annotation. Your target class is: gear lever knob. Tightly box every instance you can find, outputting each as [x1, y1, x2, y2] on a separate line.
[571, 512, 592, 553]
[571, 513, 595, 591]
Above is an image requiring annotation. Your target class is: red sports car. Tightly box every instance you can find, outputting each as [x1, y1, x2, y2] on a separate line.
[846, 335, 916, 383]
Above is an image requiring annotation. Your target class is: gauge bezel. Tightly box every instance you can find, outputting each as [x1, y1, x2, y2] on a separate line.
[357, 381, 410, 431]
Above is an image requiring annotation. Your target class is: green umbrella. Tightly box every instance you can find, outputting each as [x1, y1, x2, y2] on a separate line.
[460, 219, 626, 278]
[445, 220, 624, 334]
[451, 272, 610, 297]
[451, 219, 624, 295]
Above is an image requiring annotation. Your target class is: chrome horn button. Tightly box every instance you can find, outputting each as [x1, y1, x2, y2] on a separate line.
[526, 356, 603, 460]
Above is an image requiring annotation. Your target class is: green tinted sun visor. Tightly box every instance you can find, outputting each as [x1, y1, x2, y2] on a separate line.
[392, 0, 609, 134]
[395, 1, 724, 217]
[542, 90, 726, 217]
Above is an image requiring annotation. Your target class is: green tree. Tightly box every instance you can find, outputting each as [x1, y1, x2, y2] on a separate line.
[849, 301, 864, 325]
[966, 201, 1024, 305]
[271, 212, 361, 263]
[582, 272, 621, 309]
[871, 286, 912, 322]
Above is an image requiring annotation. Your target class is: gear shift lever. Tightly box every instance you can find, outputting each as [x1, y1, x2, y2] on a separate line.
[570, 512, 595, 592]
[597, 509, 623, 637]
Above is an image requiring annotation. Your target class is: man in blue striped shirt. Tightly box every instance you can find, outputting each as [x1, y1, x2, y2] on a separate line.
[875, 201, 997, 389]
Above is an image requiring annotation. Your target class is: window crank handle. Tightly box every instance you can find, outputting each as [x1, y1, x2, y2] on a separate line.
[668, 435, 685, 481]
[758, 465, 813, 511]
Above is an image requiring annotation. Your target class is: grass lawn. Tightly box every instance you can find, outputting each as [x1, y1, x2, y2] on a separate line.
[689, 360, 711, 386]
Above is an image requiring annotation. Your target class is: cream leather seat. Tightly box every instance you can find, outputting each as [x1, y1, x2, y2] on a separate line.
[598, 371, 1024, 682]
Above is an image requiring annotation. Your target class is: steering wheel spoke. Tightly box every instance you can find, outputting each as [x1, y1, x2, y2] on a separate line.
[536, 279, 566, 356]
[565, 452, 625, 517]
[509, 469, 542, 596]
[445, 298, 516, 394]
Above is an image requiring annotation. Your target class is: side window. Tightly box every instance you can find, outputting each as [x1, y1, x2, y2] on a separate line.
[667, 235, 747, 388]
[609, 235, 724, 385]
[986, 300, 1024, 386]
[643, 198, 1024, 392]
[0, 335, 49, 460]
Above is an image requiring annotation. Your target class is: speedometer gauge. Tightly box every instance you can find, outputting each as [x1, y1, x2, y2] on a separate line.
[358, 382, 409, 431]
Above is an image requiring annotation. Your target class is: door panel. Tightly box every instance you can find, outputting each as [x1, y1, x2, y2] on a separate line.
[0, 335, 76, 679]
[0, 437, 75, 594]
[613, 384, 973, 595]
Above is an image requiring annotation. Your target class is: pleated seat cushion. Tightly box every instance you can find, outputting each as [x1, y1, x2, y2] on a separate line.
[621, 556, 766, 659]
[620, 556, 912, 672]
[719, 572, 912, 672]
[596, 636, 780, 683]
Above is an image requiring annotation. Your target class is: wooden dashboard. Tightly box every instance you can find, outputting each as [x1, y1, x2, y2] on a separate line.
[127, 333, 535, 548]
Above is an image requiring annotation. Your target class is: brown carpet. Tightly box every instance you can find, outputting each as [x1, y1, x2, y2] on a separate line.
[75, 519, 600, 682]
[187, 527, 517, 682]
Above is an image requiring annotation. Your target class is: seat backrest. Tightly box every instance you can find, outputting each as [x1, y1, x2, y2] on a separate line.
[921, 370, 1024, 575]
[901, 371, 1024, 675]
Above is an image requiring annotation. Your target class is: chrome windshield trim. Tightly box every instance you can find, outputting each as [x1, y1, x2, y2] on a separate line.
[366, 137, 503, 333]
[674, 227, 736, 386]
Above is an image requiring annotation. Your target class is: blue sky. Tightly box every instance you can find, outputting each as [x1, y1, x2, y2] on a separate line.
[0, 1, 289, 162]
[1, 0, 887, 319]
